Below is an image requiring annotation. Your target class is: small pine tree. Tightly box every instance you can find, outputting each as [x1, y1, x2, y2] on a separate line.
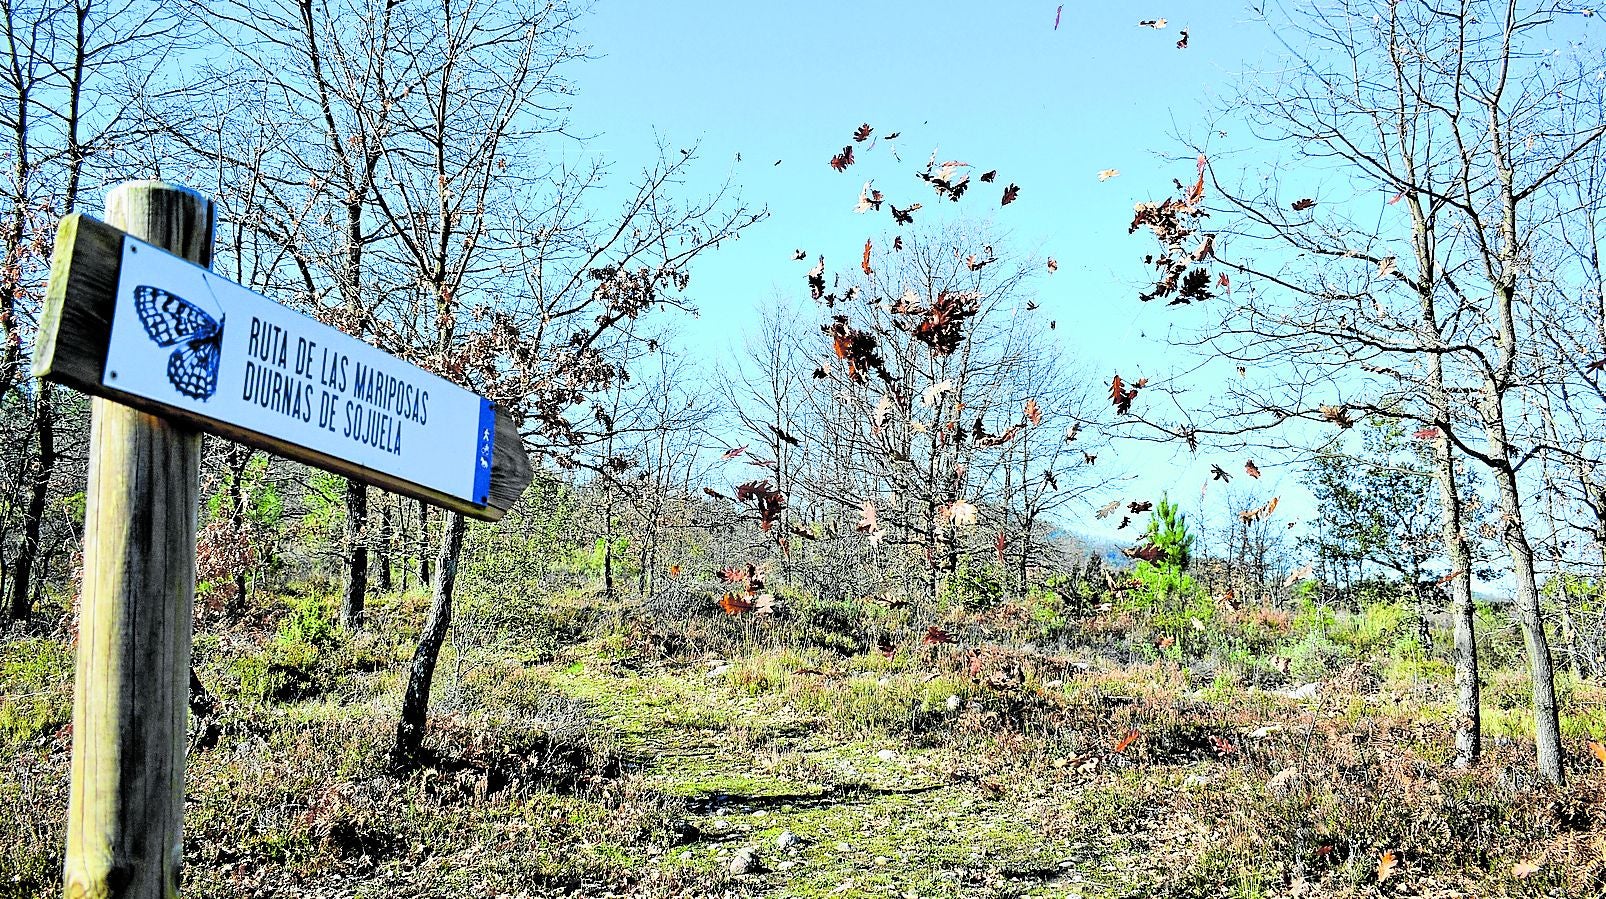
[1144, 494, 1194, 570]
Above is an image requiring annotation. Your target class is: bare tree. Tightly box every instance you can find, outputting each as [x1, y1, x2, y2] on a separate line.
[1, 0, 187, 618]
[1153, 0, 1606, 780]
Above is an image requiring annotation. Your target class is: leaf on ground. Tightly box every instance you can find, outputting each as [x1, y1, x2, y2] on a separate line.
[1377, 850, 1399, 882]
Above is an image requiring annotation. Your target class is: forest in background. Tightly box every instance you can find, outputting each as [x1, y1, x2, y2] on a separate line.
[6, 1, 1606, 897]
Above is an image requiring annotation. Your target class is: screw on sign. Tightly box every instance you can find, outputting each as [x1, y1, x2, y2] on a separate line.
[34, 181, 532, 899]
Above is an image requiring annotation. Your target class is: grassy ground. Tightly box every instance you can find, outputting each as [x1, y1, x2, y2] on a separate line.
[4, 580, 1606, 898]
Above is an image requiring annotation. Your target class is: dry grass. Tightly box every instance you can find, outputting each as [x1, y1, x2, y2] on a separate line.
[3, 584, 1605, 898]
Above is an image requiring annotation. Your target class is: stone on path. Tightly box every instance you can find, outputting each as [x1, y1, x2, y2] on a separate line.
[730, 846, 764, 875]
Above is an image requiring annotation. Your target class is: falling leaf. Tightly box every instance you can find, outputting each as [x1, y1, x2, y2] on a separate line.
[979, 169, 997, 183]
[824, 315, 888, 383]
[721, 445, 748, 460]
[857, 499, 879, 533]
[719, 594, 753, 615]
[924, 625, 957, 645]
[1125, 543, 1163, 562]
[769, 423, 800, 447]
[1096, 499, 1122, 519]
[862, 239, 874, 276]
[1110, 374, 1140, 414]
[1176, 28, 1189, 49]
[1511, 861, 1540, 879]
[1218, 272, 1231, 293]
[808, 255, 826, 300]
[1097, 168, 1120, 181]
[893, 235, 904, 251]
[873, 394, 893, 427]
[793, 249, 806, 260]
[853, 123, 873, 143]
[1211, 464, 1231, 482]
[1284, 563, 1314, 587]
[1138, 18, 1167, 27]
[890, 202, 921, 225]
[941, 500, 979, 527]
[1414, 426, 1442, 440]
[920, 379, 954, 407]
[1001, 183, 1020, 206]
[830, 145, 855, 171]
[735, 480, 787, 531]
[1054, 4, 1062, 29]
[1376, 851, 1399, 883]
[1245, 460, 1262, 479]
[855, 182, 884, 213]
[1047, 257, 1058, 273]
[1114, 729, 1141, 752]
[1291, 197, 1317, 211]
[1387, 191, 1405, 205]
[1378, 256, 1397, 278]
[877, 634, 896, 657]
[1319, 404, 1355, 428]
[1024, 398, 1043, 426]
[1129, 501, 1153, 513]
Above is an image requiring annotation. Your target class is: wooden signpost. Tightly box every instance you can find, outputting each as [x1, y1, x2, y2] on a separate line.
[35, 181, 533, 899]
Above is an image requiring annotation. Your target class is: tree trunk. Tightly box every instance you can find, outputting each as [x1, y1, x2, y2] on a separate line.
[226, 443, 251, 613]
[417, 500, 432, 587]
[340, 480, 368, 628]
[1436, 446, 1481, 770]
[1493, 466, 1565, 784]
[375, 494, 392, 593]
[7, 381, 54, 619]
[602, 486, 615, 597]
[395, 509, 466, 759]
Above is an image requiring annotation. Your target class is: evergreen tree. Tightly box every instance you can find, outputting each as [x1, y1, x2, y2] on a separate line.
[1144, 494, 1193, 570]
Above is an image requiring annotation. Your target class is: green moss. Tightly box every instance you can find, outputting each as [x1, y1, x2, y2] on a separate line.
[0, 638, 73, 750]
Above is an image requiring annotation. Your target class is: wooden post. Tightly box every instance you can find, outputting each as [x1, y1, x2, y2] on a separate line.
[64, 181, 214, 899]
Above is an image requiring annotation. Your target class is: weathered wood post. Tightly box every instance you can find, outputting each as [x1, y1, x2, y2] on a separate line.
[62, 181, 214, 899]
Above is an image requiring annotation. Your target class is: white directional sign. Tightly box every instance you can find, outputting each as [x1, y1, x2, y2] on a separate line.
[101, 234, 496, 507]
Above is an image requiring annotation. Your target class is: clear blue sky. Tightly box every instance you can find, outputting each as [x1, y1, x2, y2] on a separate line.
[567, 0, 1271, 368]
[562, 0, 1305, 544]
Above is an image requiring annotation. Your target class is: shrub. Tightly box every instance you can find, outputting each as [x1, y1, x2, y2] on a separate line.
[1329, 601, 1406, 655]
[941, 559, 1004, 610]
[278, 593, 338, 647]
[1282, 629, 1346, 680]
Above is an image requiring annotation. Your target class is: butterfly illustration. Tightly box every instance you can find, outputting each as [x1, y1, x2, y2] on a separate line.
[133, 284, 224, 400]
